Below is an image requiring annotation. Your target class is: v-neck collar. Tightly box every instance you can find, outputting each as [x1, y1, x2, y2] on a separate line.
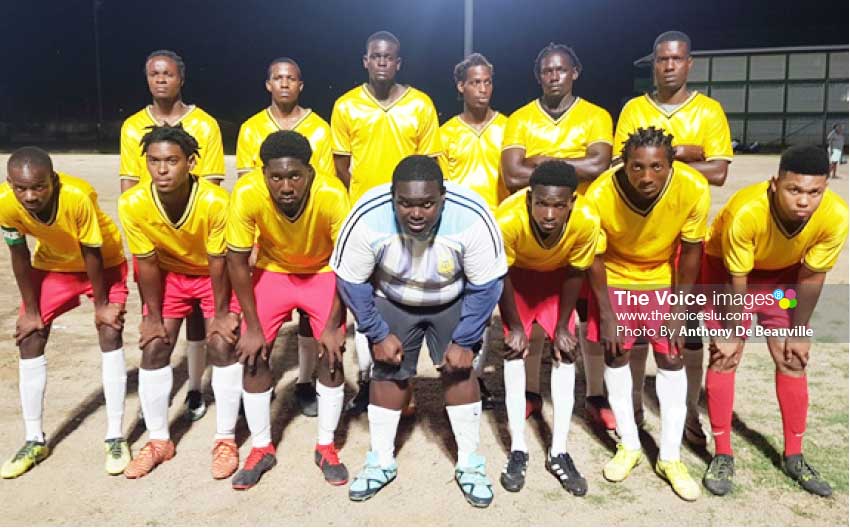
[266, 107, 312, 132]
[361, 84, 411, 112]
[527, 190, 571, 250]
[769, 189, 807, 239]
[613, 167, 673, 217]
[151, 176, 199, 229]
[534, 96, 580, 125]
[146, 104, 196, 126]
[644, 91, 699, 118]
[457, 111, 499, 137]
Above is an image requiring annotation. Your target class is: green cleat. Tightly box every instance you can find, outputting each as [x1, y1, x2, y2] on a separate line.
[1, 440, 50, 479]
[104, 438, 131, 476]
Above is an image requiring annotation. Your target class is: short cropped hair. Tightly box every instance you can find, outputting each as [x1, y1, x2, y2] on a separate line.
[7, 146, 54, 174]
[391, 155, 444, 192]
[779, 145, 829, 176]
[653, 31, 692, 56]
[267, 57, 301, 80]
[530, 160, 578, 191]
[145, 49, 186, 80]
[366, 31, 400, 53]
[259, 130, 313, 167]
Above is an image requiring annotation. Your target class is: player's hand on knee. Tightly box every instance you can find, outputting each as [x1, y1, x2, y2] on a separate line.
[94, 303, 125, 331]
[710, 338, 742, 369]
[373, 334, 403, 365]
[318, 325, 346, 373]
[553, 327, 577, 364]
[15, 311, 45, 345]
[236, 327, 266, 368]
[139, 315, 169, 349]
[503, 327, 528, 360]
[208, 312, 239, 345]
[599, 316, 624, 358]
[783, 337, 810, 369]
[443, 342, 473, 372]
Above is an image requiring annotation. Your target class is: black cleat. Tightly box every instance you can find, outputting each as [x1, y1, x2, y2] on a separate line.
[295, 382, 318, 417]
[232, 445, 277, 490]
[784, 454, 833, 497]
[185, 390, 207, 422]
[500, 450, 528, 492]
[703, 454, 734, 496]
[546, 452, 588, 496]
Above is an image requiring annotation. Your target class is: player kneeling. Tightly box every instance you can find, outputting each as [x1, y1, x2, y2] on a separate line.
[496, 161, 602, 496]
[1, 147, 130, 478]
[701, 145, 847, 498]
[119, 126, 242, 481]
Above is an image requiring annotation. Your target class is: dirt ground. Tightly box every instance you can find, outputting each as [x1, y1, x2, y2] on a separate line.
[0, 154, 847, 526]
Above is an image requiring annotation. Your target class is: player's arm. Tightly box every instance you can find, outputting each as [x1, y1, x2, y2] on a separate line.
[587, 255, 623, 356]
[136, 254, 169, 348]
[333, 155, 352, 189]
[81, 245, 123, 330]
[553, 266, 585, 362]
[666, 240, 702, 355]
[498, 273, 528, 360]
[561, 143, 613, 184]
[687, 159, 730, 187]
[207, 255, 238, 345]
[318, 292, 346, 372]
[336, 277, 396, 359]
[120, 179, 138, 193]
[6, 231, 44, 343]
[226, 249, 264, 367]
[501, 148, 544, 193]
[782, 266, 827, 368]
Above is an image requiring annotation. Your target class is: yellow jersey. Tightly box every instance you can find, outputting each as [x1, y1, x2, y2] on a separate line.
[586, 161, 711, 287]
[235, 108, 335, 178]
[704, 181, 848, 274]
[331, 85, 443, 202]
[119, 105, 225, 182]
[439, 112, 509, 210]
[0, 172, 125, 272]
[502, 97, 613, 194]
[496, 189, 599, 272]
[614, 92, 733, 162]
[118, 176, 229, 276]
[226, 169, 350, 273]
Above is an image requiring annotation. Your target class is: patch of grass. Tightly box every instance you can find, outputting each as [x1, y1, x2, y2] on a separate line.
[585, 493, 607, 506]
[789, 503, 817, 520]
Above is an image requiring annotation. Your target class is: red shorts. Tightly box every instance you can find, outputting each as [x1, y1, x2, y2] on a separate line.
[502, 267, 576, 339]
[20, 262, 129, 325]
[143, 271, 241, 319]
[249, 270, 338, 344]
[586, 286, 671, 353]
[701, 255, 799, 334]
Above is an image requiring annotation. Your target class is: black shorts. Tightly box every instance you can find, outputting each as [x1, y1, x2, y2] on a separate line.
[371, 296, 477, 381]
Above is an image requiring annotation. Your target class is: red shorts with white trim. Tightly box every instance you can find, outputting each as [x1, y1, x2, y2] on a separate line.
[586, 285, 671, 353]
[502, 267, 576, 340]
[20, 262, 129, 325]
[142, 271, 240, 319]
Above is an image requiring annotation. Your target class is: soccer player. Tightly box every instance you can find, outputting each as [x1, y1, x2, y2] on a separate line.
[700, 145, 847, 498]
[226, 131, 350, 490]
[501, 42, 613, 426]
[584, 127, 709, 501]
[826, 123, 844, 179]
[236, 56, 337, 417]
[439, 52, 507, 409]
[333, 155, 506, 508]
[615, 30, 734, 446]
[0, 147, 129, 478]
[120, 49, 226, 421]
[496, 161, 601, 496]
[331, 30, 443, 414]
[119, 126, 242, 481]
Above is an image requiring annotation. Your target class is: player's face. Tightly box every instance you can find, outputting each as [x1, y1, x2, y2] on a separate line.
[770, 171, 828, 223]
[266, 62, 303, 106]
[457, 65, 493, 112]
[393, 180, 445, 239]
[146, 56, 183, 100]
[263, 157, 314, 216]
[363, 39, 401, 84]
[537, 51, 578, 98]
[528, 185, 574, 236]
[7, 165, 55, 216]
[623, 146, 672, 200]
[146, 141, 195, 193]
[653, 41, 692, 92]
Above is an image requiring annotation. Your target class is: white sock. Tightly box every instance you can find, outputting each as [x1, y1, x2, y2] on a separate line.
[656, 368, 687, 461]
[316, 381, 344, 445]
[581, 327, 606, 397]
[550, 361, 576, 457]
[297, 336, 318, 384]
[243, 389, 273, 448]
[101, 348, 127, 440]
[605, 364, 640, 450]
[446, 401, 482, 466]
[138, 366, 173, 441]
[211, 363, 243, 440]
[503, 358, 527, 453]
[524, 326, 545, 394]
[473, 325, 491, 377]
[368, 404, 400, 467]
[629, 345, 649, 414]
[355, 331, 372, 381]
[683, 347, 705, 421]
[19, 356, 47, 442]
[186, 340, 206, 392]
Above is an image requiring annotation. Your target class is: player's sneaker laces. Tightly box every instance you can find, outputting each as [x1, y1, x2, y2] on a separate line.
[455, 453, 494, 508]
[104, 437, 131, 475]
[525, 391, 543, 419]
[349, 451, 397, 501]
[603, 443, 642, 482]
[345, 380, 370, 416]
[123, 439, 175, 479]
[784, 454, 832, 497]
[295, 382, 318, 417]
[1, 440, 49, 479]
[185, 390, 207, 422]
[546, 452, 588, 496]
[703, 454, 734, 496]
[315, 443, 349, 485]
[500, 450, 528, 492]
[656, 459, 701, 501]
[232, 444, 276, 490]
[585, 396, 617, 431]
[211, 439, 239, 480]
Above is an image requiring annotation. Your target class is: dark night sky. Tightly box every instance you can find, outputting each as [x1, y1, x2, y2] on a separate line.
[0, 0, 847, 149]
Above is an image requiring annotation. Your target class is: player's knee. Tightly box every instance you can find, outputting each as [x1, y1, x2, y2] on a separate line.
[655, 352, 683, 371]
[205, 334, 236, 367]
[317, 363, 344, 387]
[141, 342, 172, 369]
[776, 357, 806, 376]
[605, 351, 630, 368]
[98, 325, 123, 350]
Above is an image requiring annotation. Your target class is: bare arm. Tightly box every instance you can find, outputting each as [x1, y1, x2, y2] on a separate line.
[502, 142, 613, 193]
[82, 245, 124, 330]
[498, 273, 528, 359]
[333, 154, 351, 189]
[120, 179, 138, 194]
[227, 250, 266, 367]
[10, 242, 38, 319]
[587, 255, 622, 356]
[553, 266, 585, 362]
[689, 159, 730, 187]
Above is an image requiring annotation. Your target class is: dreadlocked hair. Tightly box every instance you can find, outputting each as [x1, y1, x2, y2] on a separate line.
[622, 126, 675, 163]
[534, 43, 582, 80]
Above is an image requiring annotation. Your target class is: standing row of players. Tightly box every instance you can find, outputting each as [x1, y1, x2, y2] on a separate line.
[1, 29, 846, 508]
